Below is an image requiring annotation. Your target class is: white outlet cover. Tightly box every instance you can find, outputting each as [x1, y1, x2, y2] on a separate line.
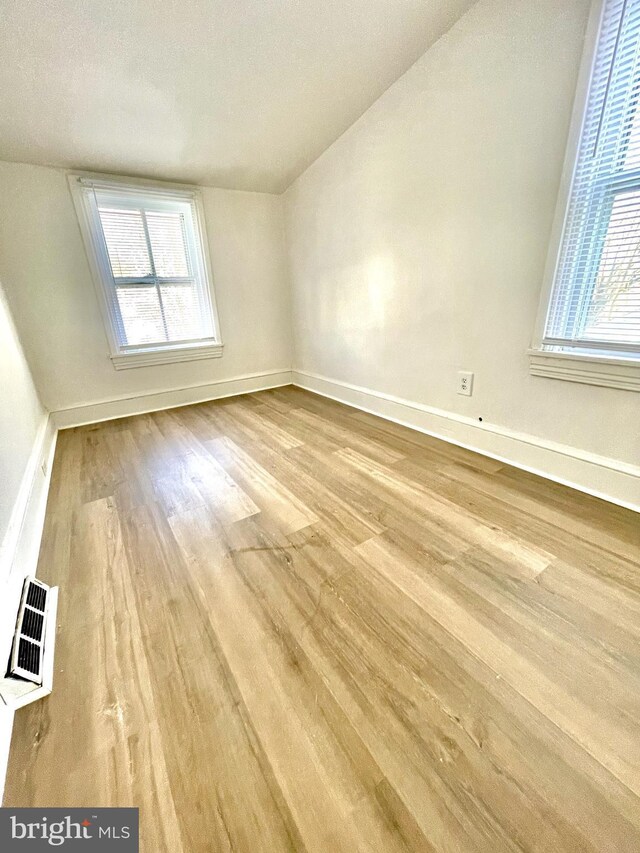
[457, 371, 474, 396]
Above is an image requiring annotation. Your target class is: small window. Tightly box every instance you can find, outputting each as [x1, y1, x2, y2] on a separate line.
[70, 174, 222, 369]
[532, 0, 640, 390]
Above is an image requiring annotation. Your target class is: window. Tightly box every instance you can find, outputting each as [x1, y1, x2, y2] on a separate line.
[70, 174, 222, 369]
[531, 0, 640, 390]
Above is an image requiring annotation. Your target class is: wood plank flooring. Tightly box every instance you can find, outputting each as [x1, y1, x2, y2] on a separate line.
[4, 386, 640, 851]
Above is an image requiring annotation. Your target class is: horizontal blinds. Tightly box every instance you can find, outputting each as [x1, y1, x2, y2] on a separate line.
[100, 208, 152, 278]
[545, 0, 640, 355]
[93, 191, 213, 348]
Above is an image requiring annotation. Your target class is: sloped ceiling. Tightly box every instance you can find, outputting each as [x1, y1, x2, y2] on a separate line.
[0, 0, 475, 193]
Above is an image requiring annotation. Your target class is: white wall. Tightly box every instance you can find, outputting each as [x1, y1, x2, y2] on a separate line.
[0, 281, 52, 802]
[0, 283, 45, 561]
[0, 161, 292, 417]
[284, 0, 640, 480]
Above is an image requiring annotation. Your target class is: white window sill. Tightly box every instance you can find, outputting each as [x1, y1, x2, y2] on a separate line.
[111, 341, 223, 370]
[528, 349, 640, 391]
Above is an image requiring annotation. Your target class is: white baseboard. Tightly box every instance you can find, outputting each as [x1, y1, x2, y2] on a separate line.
[51, 369, 294, 429]
[292, 369, 640, 513]
[0, 414, 57, 803]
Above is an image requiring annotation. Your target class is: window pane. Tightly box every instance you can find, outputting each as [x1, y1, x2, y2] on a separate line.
[89, 186, 217, 354]
[582, 190, 640, 343]
[620, 82, 640, 171]
[543, 0, 640, 354]
[161, 282, 206, 341]
[146, 210, 191, 277]
[116, 285, 166, 345]
[99, 208, 152, 277]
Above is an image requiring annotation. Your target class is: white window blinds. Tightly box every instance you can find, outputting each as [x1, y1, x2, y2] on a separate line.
[85, 185, 216, 350]
[544, 0, 640, 358]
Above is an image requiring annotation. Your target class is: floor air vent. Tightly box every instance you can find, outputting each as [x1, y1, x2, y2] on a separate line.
[0, 576, 58, 710]
[9, 577, 48, 683]
[26, 579, 47, 612]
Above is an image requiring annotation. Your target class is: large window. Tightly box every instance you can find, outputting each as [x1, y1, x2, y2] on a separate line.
[532, 0, 640, 390]
[70, 175, 222, 369]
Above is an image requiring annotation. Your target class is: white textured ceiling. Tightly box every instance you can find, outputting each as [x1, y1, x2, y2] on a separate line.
[0, 0, 475, 193]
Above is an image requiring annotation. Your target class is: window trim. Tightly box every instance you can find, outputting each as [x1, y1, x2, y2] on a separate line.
[68, 171, 223, 370]
[530, 0, 640, 390]
[528, 348, 640, 391]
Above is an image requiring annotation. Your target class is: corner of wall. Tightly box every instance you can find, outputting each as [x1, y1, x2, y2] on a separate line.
[279, 183, 301, 373]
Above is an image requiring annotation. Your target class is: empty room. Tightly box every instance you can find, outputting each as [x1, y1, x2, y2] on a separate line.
[0, 0, 639, 849]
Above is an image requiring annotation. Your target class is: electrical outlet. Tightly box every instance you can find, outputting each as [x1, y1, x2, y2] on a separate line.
[457, 371, 474, 396]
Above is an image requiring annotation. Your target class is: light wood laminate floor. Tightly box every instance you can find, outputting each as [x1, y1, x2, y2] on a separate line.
[4, 386, 640, 851]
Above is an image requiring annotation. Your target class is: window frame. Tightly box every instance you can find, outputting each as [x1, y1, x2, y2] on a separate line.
[69, 171, 223, 370]
[530, 0, 640, 391]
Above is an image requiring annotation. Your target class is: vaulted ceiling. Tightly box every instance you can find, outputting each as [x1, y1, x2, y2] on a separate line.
[0, 0, 475, 193]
